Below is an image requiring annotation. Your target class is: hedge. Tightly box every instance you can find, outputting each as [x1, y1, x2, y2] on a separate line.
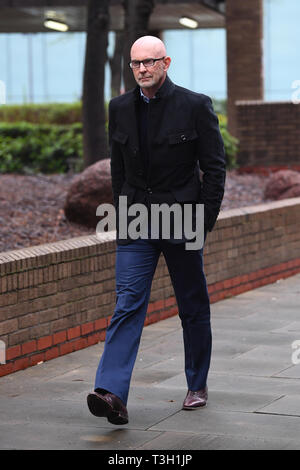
[0, 111, 238, 174]
[218, 115, 239, 169]
[0, 122, 83, 174]
[0, 102, 83, 124]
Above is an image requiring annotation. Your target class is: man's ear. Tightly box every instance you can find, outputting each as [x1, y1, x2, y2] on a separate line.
[163, 56, 171, 71]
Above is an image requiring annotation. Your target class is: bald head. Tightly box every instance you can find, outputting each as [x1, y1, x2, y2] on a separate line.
[130, 36, 171, 99]
[130, 35, 167, 59]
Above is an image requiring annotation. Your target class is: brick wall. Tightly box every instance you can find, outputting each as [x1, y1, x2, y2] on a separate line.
[236, 101, 300, 169]
[226, 0, 264, 136]
[1, 197, 300, 377]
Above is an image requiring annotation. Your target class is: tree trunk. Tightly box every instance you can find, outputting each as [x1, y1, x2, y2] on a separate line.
[123, 0, 155, 92]
[109, 31, 125, 98]
[82, 0, 109, 167]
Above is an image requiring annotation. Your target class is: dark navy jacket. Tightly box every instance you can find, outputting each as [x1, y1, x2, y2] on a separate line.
[109, 75, 226, 244]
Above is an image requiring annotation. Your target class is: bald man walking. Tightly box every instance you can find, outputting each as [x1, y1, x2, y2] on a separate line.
[87, 36, 226, 425]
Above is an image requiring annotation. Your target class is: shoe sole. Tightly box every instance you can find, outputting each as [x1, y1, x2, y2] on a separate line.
[87, 393, 128, 425]
[182, 403, 207, 410]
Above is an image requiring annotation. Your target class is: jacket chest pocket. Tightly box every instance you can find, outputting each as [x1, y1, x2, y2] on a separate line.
[112, 129, 143, 175]
[112, 129, 129, 146]
[168, 129, 198, 163]
[112, 129, 131, 162]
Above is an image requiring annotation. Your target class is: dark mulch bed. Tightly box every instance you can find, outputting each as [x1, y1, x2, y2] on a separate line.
[0, 170, 272, 254]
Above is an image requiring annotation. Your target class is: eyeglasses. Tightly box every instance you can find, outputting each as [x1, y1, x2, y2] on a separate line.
[128, 57, 165, 69]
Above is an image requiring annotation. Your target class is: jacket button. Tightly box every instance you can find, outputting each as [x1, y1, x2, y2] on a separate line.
[181, 134, 186, 141]
[146, 187, 153, 194]
[138, 170, 143, 176]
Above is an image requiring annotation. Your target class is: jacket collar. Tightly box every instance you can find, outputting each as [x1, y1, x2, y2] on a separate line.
[133, 74, 175, 102]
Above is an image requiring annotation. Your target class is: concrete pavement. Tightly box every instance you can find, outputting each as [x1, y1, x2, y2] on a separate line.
[1, 273, 300, 450]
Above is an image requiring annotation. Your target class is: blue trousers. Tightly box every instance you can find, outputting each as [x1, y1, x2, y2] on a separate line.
[94, 237, 211, 406]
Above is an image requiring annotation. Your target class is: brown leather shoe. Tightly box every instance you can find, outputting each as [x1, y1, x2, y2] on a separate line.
[87, 391, 128, 425]
[182, 386, 208, 410]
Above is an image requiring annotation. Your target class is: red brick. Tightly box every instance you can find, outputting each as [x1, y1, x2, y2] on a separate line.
[81, 322, 94, 336]
[158, 310, 167, 320]
[160, 308, 177, 320]
[243, 282, 254, 292]
[45, 347, 59, 361]
[239, 284, 247, 294]
[240, 274, 249, 284]
[207, 285, 214, 294]
[213, 281, 224, 291]
[214, 292, 222, 302]
[153, 300, 164, 311]
[67, 326, 80, 340]
[99, 330, 106, 342]
[269, 274, 279, 283]
[165, 297, 175, 307]
[13, 357, 30, 372]
[53, 330, 67, 345]
[21, 340, 37, 355]
[0, 362, 14, 377]
[147, 302, 156, 313]
[224, 278, 235, 289]
[59, 342, 74, 356]
[145, 312, 160, 325]
[6, 345, 21, 361]
[94, 318, 107, 331]
[87, 332, 101, 346]
[169, 307, 178, 316]
[210, 292, 220, 303]
[37, 335, 52, 351]
[72, 337, 88, 351]
[29, 352, 45, 366]
[248, 271, 258, 281]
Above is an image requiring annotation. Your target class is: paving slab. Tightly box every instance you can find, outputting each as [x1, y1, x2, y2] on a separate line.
[0, 423, 162, 450]
[136, 431, 294, 450]
[275, 366, 300, 379]
[148, 408, 300, 441]
[0, 272, 300, 450]
[255, 395, 300, 417]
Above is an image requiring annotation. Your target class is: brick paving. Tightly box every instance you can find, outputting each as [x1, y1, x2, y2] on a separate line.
[1, 273, 300, 450]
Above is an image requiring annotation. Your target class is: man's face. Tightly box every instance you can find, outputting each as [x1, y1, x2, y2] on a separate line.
[132, 59, 165, 89]
[130, 46, 168, 89]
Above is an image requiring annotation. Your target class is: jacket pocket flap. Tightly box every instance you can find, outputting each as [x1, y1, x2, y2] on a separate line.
[112, 130, 128, 145]
[168, 129, 198, 145]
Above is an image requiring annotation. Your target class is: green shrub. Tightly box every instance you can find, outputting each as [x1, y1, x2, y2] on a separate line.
[0, 102, 83, 124]
[0, 111, 238, 174]
[0, 101, 110, 125]
[212, 98, 227, 116]
[0, 122, 83, 174]
[218, 114, 239, 169]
